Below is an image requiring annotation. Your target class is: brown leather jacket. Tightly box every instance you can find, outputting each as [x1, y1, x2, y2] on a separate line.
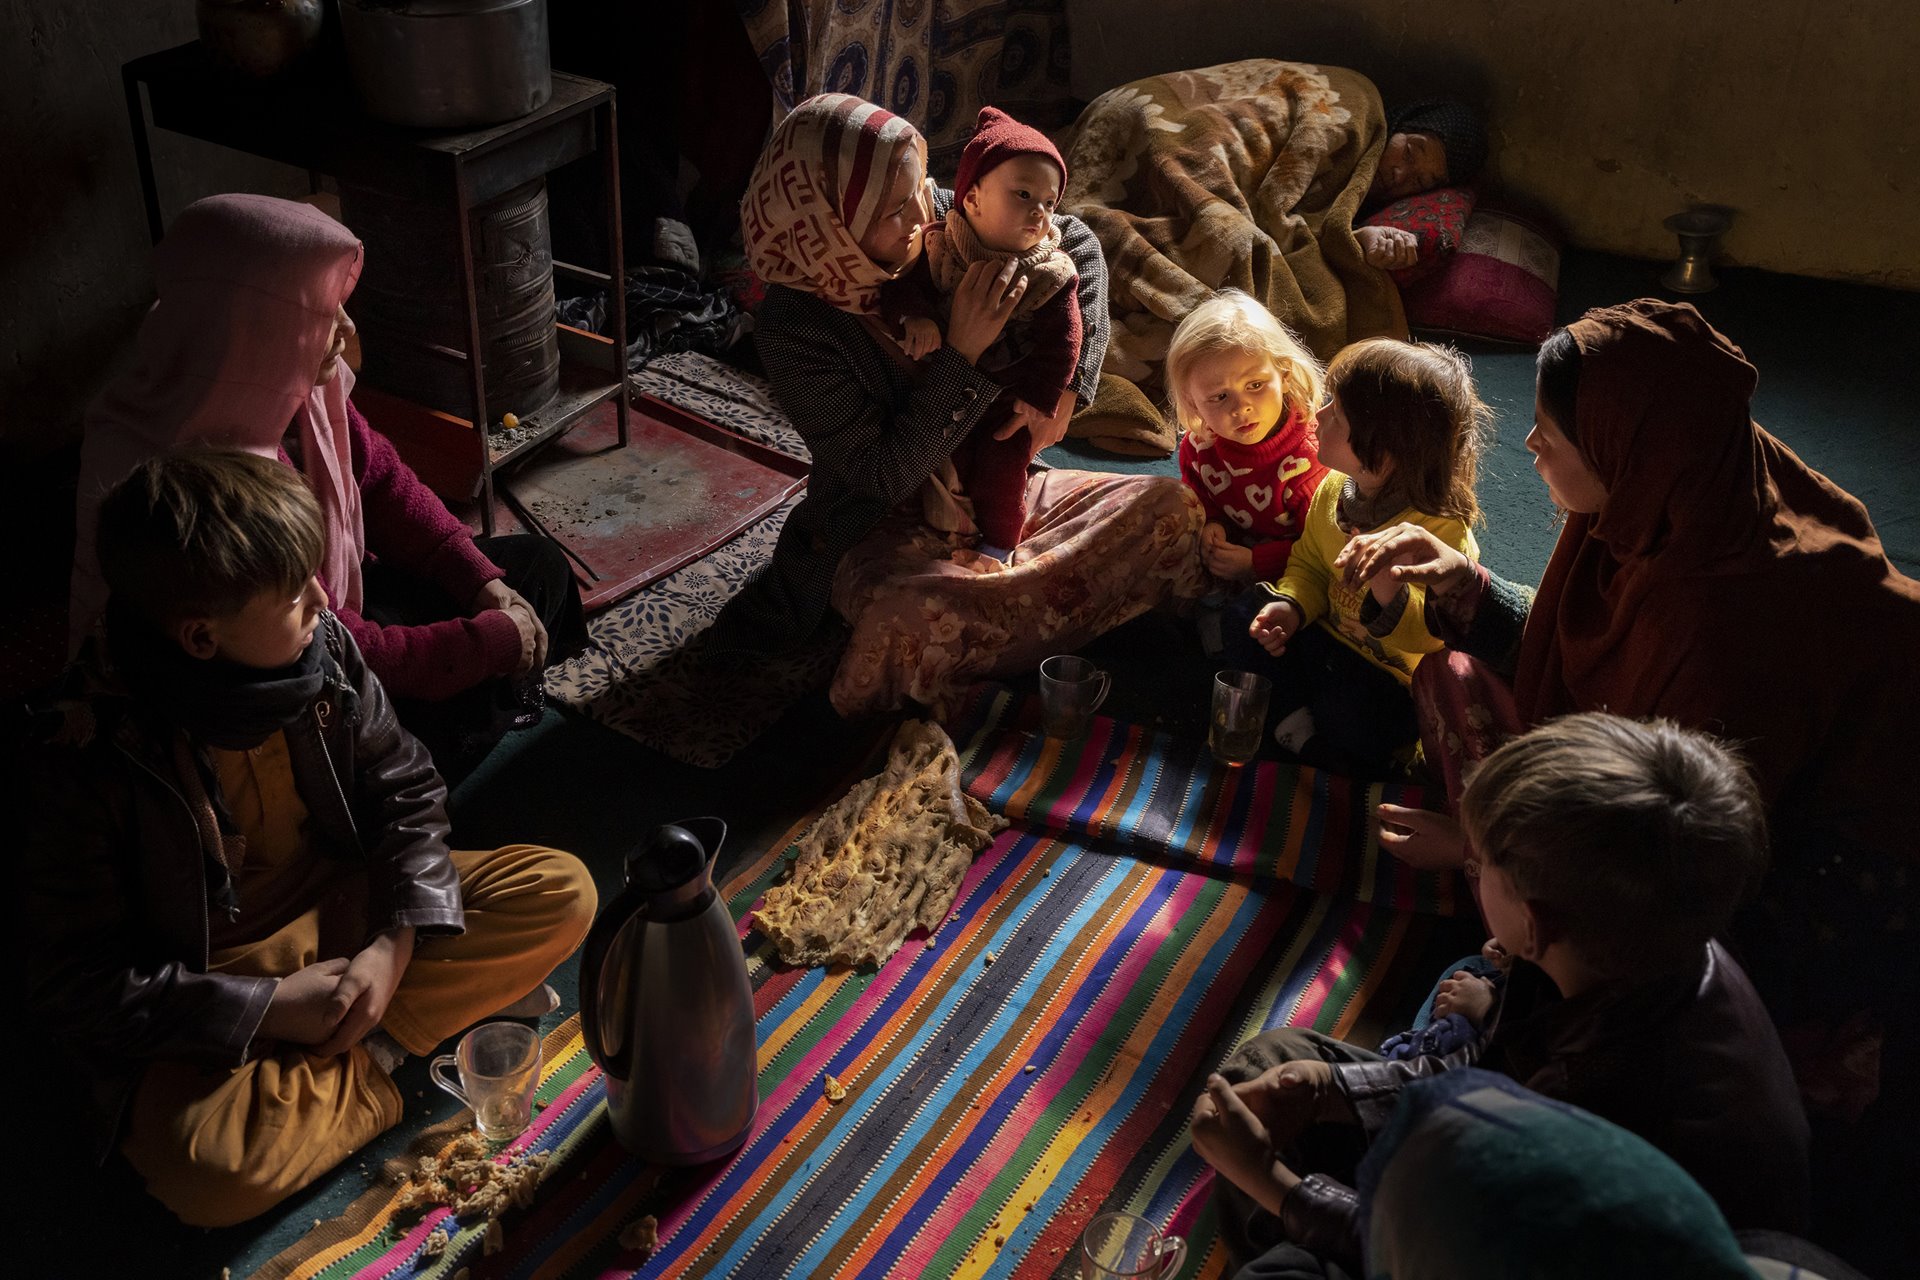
[1283, 941, 1811, 1261]
[20, 613, 462, 1156]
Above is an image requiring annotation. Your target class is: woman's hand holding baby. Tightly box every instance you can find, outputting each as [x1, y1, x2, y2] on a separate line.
[1249, 598, 1303, 655]
[1201, 522, 1256, 580]
[947, 260, 1028, 365]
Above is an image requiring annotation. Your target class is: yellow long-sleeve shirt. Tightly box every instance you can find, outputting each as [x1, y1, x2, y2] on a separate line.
[1265, 473, 1480, 685]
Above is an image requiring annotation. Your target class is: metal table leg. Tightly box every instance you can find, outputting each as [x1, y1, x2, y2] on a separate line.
[603, 97, 630, 448]
[453, 163, 495, 536]
[123, 67, 164, 244]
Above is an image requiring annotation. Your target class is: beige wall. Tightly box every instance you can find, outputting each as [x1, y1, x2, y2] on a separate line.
[1, 2, 308, 457]
[1067, 0, 1917, 288]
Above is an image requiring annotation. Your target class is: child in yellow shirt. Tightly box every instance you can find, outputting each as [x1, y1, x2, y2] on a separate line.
[1233, 339, 1488, 776]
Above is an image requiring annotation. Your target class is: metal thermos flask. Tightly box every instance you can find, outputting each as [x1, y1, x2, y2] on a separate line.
[579, 818, 758, 1162]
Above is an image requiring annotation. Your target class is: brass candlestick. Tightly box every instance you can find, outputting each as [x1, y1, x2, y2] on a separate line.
[1662, 207, 1732, 294]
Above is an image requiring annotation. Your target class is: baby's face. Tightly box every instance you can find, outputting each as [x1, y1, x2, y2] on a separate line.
[1183, 349, 1287, 447]
[962, 155, 1062, 253]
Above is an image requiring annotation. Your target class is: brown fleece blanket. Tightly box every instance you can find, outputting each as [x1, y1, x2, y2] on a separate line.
[1062, 59, 1407, 455]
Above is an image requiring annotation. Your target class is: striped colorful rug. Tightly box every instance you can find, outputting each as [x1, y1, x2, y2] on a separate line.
[259, 687, 1459, 1280]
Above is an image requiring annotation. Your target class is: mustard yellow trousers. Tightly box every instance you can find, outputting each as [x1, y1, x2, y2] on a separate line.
[120, 844, 596, 1227]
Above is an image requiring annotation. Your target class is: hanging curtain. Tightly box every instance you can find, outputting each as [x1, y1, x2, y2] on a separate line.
[737, 0, 1074, 176]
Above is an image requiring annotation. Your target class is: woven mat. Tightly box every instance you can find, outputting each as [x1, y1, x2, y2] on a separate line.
[257, 687, 1457, 1280]
[543, 353, 827, 768]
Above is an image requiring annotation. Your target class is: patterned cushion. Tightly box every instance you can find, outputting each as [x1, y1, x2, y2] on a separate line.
[1361, 186, 1476, 285]
[1400, 207, 1563, 345]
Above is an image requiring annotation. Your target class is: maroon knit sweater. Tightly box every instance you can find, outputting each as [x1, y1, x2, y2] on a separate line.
[308, 401, 521, 700]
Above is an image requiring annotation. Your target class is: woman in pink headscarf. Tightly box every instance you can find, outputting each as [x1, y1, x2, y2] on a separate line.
[70, 194, 585, 774]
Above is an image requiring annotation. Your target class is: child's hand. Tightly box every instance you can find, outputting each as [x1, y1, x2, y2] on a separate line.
[1248, 598, 1302, 656]
[1356, 224, 1420, 270]
[316, 927, 417, 1057]
[1201, 523, 1256, 580]
[899, 316, 943, 360]
[1375, 803, 1469, 869]
[1190, 1074, 1298, 1215]
[258, 957, 352, 1047]
[1433, 971, 1496, 1027]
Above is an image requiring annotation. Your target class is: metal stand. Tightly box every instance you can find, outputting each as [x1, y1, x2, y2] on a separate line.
[122, 43, 629, 534]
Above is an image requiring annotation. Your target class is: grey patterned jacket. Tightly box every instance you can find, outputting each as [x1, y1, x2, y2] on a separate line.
[710, 195, 1111, 653]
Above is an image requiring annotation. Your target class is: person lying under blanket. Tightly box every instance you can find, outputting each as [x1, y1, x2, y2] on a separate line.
[1354, 98, 1489, 271]
[1058, 60, 1485, 456]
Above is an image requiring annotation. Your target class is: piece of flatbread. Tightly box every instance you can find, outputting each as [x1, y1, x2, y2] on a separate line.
[752, 720, 1006, 968]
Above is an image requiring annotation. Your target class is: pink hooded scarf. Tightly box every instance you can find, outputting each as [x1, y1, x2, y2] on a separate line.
[70, 194, 367, 653]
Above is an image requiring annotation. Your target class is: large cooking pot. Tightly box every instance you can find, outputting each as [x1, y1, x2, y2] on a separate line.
[339, 0, 552, 130]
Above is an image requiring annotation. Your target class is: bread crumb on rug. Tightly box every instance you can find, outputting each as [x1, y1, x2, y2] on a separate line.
[618, 1214, 660, 1256]
[395, 1133, 550, 1223]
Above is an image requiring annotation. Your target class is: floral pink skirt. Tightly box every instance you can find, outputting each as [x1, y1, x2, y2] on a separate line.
[1410, 648, 1525, 806]
[828, 469, 1207, 716]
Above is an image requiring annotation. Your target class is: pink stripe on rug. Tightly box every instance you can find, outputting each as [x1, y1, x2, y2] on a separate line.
[895, 865, 1210, 1267]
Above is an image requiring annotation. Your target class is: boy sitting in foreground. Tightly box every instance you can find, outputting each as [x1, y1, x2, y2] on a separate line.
[1190, 712, 1809, 1274]
[24, 449, 596, 1227]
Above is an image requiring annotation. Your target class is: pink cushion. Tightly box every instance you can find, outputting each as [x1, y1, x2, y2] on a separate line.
[1361, 186, 1476, 285]
[1400, 207, 1562, 345]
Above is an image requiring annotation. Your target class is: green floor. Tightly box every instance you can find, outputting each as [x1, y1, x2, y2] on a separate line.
[31, 250, 1917, 1279]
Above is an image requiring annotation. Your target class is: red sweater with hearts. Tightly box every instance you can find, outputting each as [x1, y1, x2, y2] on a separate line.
[1177, 411, 1330, 579]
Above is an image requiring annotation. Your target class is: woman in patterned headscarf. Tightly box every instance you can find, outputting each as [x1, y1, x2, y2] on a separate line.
[713, 94, 1206, 715]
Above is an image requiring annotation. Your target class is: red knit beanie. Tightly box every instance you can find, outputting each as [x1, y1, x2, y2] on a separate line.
[951, 106, 1067, 207]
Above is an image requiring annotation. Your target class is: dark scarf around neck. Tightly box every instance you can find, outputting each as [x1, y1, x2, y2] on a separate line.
[106, 599, 328, 751]
[1335, 474, 1413, 535]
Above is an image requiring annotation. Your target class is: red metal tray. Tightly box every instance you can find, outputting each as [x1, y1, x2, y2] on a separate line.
[475, 392, 808, 612]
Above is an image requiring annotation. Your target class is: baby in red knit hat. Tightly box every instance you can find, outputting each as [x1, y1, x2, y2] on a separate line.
[879, 106, 1083, 560]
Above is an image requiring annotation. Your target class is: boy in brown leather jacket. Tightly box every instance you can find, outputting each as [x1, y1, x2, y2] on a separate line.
[1190, 712, 1810, 1275]
[23, 450, 596, 1227]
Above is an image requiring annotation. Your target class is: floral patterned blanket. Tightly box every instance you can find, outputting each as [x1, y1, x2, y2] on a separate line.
[1061, 59, 1407, 456]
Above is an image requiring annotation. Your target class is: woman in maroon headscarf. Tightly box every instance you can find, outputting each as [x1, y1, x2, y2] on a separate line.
[1336, 299, 1918, 1264]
